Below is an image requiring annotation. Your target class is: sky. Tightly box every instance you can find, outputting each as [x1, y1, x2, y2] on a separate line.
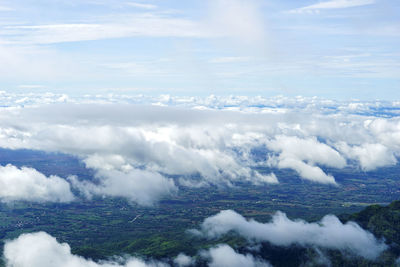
[0, 2, 400, 264]
[0, 0, 399, 99]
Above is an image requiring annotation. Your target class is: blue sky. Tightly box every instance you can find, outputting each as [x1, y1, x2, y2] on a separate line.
[0, 0, 399, 99]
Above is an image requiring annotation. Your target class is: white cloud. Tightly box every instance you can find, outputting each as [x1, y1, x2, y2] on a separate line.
[276, 157, 336, 184]
[4, 232, 275, 267]
[268, 136, 346, 168]
[0, 0, 269, 56]
[0, 164, 74, 203]
[126, 2, 158, 10]
[253, 172, 279, 184]
[70, 168, 177, 206]
[0, 0, 267, 52]
[336, 142, 397, 171]
[3, 232, 169, 267]
[0, 105, 281, 190]
[209, 57, 251, 64]
[0, 45, 80, 80]
[267, 136, 346, 184]
[202, 244, 271, 267]
[18, 85, 45, 89]
[289, 0, 376, 14]
[0, 94, 399, 204]
[197, 210, 387, 260]
[366, 118, 400, 151]
[173, 253, 194, 267]
[206, 0, 267, 45]
[3, 16, 207, 45]
[0, 6, 13, 11]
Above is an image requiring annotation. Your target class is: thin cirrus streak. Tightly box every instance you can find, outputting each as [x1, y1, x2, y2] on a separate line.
[288, 0, 376, 13]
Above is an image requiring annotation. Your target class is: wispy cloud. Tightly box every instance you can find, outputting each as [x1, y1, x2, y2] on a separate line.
[3, 16, 207, 45]
[289, 0, 376, 14]
[209, 57, 251, 64]
[0, 0, 397, 95]
[206, 0, 267, 44]
[0, 0, 269, 46]
[0, 6, 13, 11]
[18, 84, 45, 89]
[126, 2, 158, 10]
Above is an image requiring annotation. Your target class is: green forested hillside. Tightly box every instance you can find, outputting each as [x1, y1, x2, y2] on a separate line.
[1, 200, 400, 267]
[346, 201, 400, 246]
[0, 150, 399, 266]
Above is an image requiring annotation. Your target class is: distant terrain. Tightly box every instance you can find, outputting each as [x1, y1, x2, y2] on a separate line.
[0, 149, 399, 266]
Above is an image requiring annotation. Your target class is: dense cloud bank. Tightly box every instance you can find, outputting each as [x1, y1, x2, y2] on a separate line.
[1, 92, 400, 117]
[0, 164, 74, 203]
[3, 232, 272, 267]
[0, 92, 399, 204]
[194, 210, 387, 260]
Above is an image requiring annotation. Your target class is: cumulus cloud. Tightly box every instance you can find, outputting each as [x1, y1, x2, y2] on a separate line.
[276, 157, 336, 184]
[173, 253, 194, 267]
[267, 136, 346, 168]
[3, 232, 168, 267]
[0, 94, 399, 204]
[252, 172, 279, 185]
[70, 168, 177, 206]
[0, 164, 74, 203]
[0, 105, 281, 190]
[336, 142, 397, 171]
[267, 136, 346, 184]
[364, 118, 400, 153]
[202, 244, 271, 267]
[196, 210, 387, 260]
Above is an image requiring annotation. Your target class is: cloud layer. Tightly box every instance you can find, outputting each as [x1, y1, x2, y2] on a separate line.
[196, 210, 387, 260]
[0, 93, 399, 204]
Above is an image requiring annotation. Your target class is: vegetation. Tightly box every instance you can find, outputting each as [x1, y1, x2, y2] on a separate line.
[0, 149, 399, 266]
